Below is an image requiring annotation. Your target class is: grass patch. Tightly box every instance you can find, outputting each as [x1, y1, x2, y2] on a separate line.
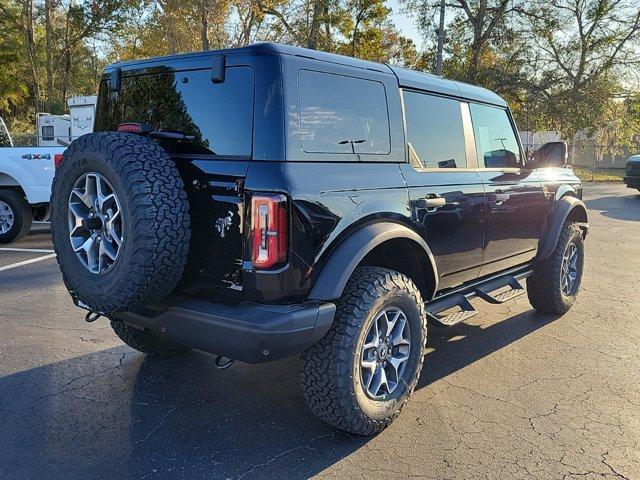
[572, 167, 624, 182]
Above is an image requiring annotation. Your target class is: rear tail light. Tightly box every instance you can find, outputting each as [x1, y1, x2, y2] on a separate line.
[251, 194, 288, 269]
[54, 153, 64, 168]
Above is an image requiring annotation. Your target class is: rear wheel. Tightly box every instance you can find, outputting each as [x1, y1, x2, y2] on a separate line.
[527, 222, 584, 314]
[0, 190, 32, 244]
[299, 267, 427, 435]
[110, 318, 190, 358]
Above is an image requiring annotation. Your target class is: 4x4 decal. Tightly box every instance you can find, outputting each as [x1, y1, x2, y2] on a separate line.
[21, 153, 52, 160]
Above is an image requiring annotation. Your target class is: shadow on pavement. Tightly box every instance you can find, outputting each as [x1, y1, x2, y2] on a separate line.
[0, 308, 558, 479]
[584, 194, 640, 222]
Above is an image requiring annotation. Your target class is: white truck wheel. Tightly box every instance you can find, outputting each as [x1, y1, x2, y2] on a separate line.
[0, 190, 33, 244]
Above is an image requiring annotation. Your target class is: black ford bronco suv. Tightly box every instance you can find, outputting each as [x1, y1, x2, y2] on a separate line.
[51, 43, 588, 435]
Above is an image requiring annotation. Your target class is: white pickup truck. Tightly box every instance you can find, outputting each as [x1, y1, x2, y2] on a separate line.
[0, 116, 62, 243]
[0, 96, 96, 243]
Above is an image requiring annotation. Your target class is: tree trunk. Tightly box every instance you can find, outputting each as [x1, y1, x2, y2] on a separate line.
[200, 0, 210, 51]
[61, 0, 74, 105]
[23, 0, 40, 118]
[45, 0, 54, 112]
[307, 0, 323, 49]
[158, 0, 177, 54]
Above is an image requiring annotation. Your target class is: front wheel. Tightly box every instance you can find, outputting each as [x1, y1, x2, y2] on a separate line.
[527, 222, 585, 314]
[299, 266, 427, 435]
[0, 190, 32, 244]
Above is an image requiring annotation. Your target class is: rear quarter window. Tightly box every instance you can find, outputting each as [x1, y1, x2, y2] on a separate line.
[298, 70, 391, 155]
[95, 66, 254, 157]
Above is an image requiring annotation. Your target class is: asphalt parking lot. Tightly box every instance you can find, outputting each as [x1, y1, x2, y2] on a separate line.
[1, 182, 639, 480]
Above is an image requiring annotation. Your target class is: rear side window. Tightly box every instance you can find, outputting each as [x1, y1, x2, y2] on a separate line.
[469, 104, 521, 168]
[96, 66, 254, 157]
[298, 70, 390, 155]
[403, 91, 467, 168]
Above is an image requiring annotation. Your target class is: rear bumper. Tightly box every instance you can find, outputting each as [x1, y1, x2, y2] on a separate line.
[624, 175, 640, 189]
[116, 299, 336, 363]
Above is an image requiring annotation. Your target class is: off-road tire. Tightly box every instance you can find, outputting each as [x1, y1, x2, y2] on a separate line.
[527, 222, 584, 314]
[51, 132, 190, 314]
[0, 190, 33, 244]
[110, 319, 190, 358]
[299, 266, 427, 435]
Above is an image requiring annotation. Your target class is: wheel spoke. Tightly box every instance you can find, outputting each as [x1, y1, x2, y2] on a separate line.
[101, 237, 118, 261]
[363, 316, 380, 350]
[388, 352, 409, 379]
[384, 309, 400, 337]
[361, 357, 377, 373]
[368, 364, 388, 397]
[390, 314, 410, 346]
[85, 174, 98, 205]
[70, 188, 92, 209]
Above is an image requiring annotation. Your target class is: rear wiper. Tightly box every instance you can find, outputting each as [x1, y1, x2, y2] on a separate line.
[149, 130, 195, 142]
[117, 123, 195, 142]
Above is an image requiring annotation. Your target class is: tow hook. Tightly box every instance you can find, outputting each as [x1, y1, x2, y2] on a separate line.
[214, 355, 234, 370]
[85, 311, 103, 323]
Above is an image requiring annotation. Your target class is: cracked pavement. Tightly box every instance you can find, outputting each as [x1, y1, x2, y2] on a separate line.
[0, 183, 639, 479]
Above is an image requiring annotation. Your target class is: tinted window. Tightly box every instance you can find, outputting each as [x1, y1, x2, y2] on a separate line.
[403, 91, 467, 168]
[298, 70, 390, 155]
[470, 104, 521, 168]
[96, 67, 254, 156]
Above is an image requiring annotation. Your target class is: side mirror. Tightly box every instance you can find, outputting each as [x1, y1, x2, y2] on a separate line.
[528, 141, 568, 169]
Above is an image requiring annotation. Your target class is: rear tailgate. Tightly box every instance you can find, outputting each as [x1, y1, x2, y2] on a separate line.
[95, 63, 256, 301]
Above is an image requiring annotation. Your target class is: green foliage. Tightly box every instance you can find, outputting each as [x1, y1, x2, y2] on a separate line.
[403, 0, 640, 147]
[0, 0, 639, 151]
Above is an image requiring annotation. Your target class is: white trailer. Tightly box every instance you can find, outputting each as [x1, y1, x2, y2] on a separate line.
[37, 113, 71, 147]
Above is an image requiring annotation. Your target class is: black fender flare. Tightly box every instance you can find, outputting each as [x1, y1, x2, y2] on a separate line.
[308, 222, 438, 301]
[536, 196, 589, 262]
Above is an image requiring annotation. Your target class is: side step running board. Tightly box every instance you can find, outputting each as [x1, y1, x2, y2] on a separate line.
[474, 276, 526, 304]
[426, 294, 477, 327]
[426, 270, 531, 328]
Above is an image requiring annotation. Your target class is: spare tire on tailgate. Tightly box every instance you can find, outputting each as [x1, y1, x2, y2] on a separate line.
[51, 132, 190, 314]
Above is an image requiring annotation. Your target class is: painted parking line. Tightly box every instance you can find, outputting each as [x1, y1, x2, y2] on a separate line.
[0, 254, 57, 273]
[0, 248, 55, 254]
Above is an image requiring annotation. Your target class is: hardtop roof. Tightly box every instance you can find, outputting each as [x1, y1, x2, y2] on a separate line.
[106, 42, 507, 107]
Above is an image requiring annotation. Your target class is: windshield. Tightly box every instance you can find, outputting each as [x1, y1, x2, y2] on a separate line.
[0, 117, 12, 147]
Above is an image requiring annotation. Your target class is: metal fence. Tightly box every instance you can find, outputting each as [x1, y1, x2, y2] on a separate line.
[9, 134, 75, 147]
[523, 141, 637, 173]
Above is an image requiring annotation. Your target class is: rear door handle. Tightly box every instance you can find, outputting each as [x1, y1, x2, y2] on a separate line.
[417, 196, 447, 211]
[489, 192, 510, 205]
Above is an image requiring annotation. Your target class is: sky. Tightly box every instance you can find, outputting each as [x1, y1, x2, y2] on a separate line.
[386, 0, 425, 49]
